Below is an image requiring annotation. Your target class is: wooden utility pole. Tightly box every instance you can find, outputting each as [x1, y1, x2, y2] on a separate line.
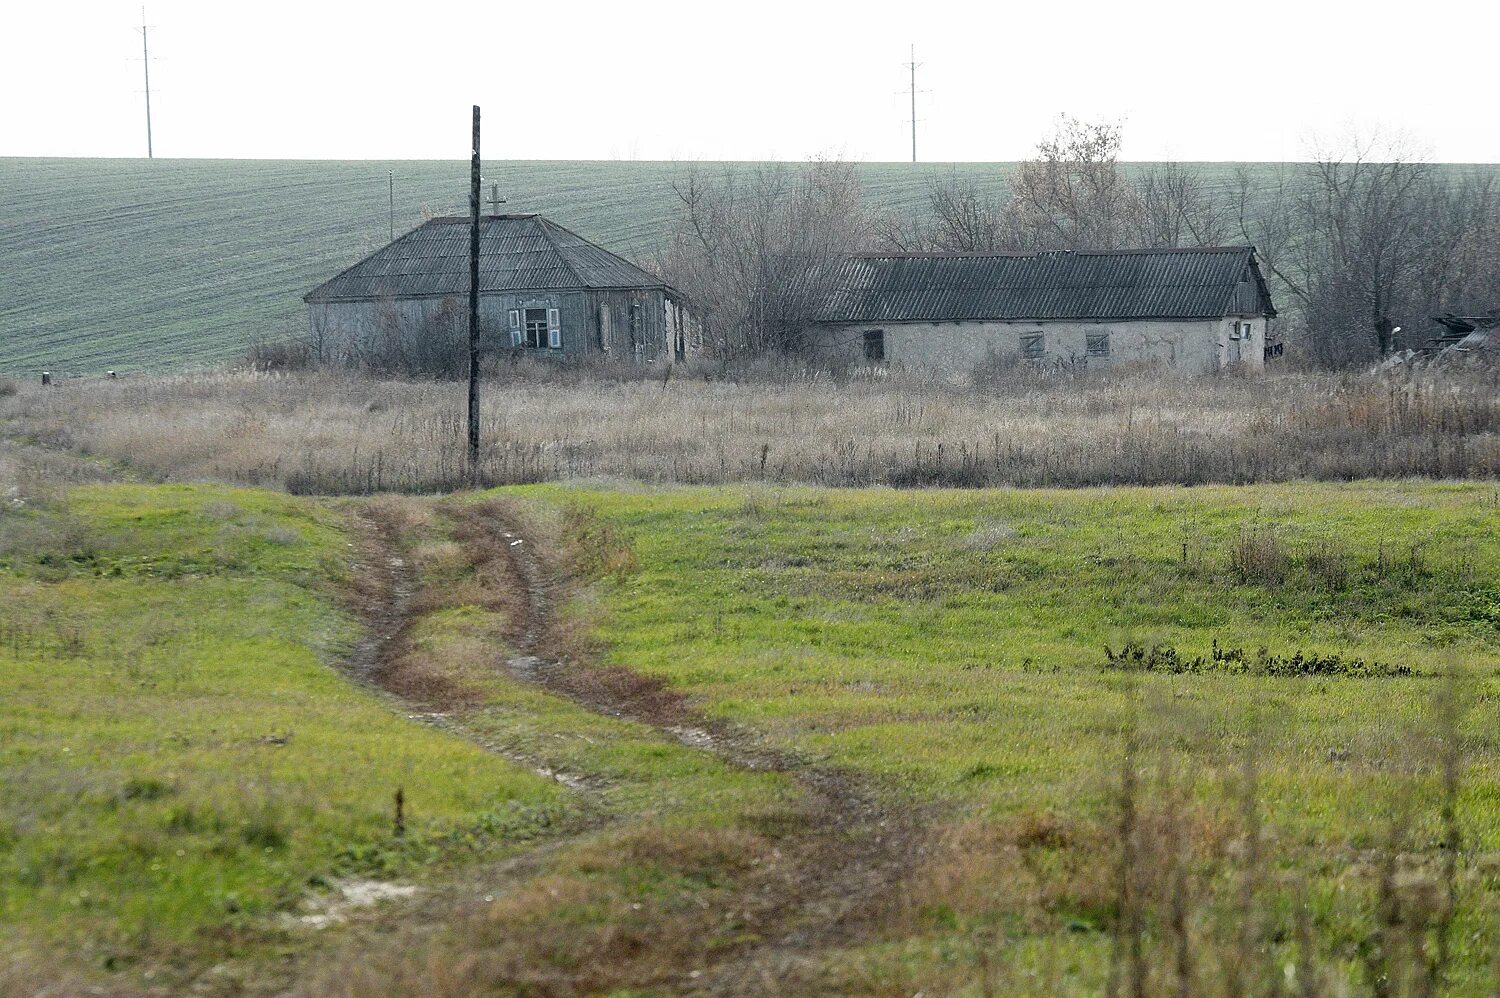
[467, 105, 481, 474]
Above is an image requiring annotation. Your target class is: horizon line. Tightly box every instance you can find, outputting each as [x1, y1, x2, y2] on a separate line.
[4, 155, 1500, 167]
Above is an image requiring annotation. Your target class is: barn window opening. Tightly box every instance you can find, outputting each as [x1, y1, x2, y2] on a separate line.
[524, 308, 548, 348]
[1021, 332, 1045, 360]
[863, 329, 885, 362]
[1086, 332, 1110, 357]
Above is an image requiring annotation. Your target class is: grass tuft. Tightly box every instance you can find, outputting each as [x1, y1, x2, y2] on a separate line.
[1229, 526, 1289, 585]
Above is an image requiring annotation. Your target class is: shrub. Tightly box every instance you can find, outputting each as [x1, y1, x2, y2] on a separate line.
[1102, 640, 1412, 677]
[1303, 538, 1351, 591]
[1370, 540, 1431, 588]
[1229, 527, 1289, 586]
[0, 376, 18, 398]
[244, 338, 313, 373]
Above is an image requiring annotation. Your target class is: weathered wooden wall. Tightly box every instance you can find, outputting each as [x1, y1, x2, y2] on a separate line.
[308, 288, 687, 363]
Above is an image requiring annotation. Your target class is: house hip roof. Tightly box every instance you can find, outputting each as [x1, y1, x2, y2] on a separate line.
[817, 246, 1277, 324]
[305, 214, 674, 303]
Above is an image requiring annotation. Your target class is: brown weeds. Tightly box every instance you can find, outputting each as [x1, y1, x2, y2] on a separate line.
[4, 364, 1498, 494]
[1229, 527, 1290, 586]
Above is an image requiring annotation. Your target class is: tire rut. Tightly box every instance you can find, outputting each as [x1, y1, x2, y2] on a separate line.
[470, 501, 938, 995]
[344, 507, 606, 795]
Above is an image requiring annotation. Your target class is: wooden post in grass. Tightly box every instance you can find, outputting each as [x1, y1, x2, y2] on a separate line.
[467, 105, 482, 478]
[394, 787, 405, 838]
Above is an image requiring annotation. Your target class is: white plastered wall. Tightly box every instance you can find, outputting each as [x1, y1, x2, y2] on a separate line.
[808, 316, 1267, 374]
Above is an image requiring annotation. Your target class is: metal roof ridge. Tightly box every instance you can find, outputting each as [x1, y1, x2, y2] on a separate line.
[428, 213, 539, 223]
[531, 215, 594, 289]
[535, 214, 671, 288]
[847, 246, 1253, 260]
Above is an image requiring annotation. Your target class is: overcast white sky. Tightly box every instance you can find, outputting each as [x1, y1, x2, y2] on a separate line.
[4, 0, 1495, 163]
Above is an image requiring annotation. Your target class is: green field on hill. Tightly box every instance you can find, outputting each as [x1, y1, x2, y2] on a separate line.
[0, 156, 1423, 377]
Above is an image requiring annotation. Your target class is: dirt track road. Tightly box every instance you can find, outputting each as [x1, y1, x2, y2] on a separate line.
[348, 498, 936, 995]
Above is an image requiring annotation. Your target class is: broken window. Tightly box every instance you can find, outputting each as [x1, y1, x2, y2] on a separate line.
[1086, 332, 1110, 357]
[863, 329, 885, 362]
[1021, 332, 1045, 360]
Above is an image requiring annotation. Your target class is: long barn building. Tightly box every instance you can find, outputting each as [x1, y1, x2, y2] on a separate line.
[304, 214, 691, 363]
[807, 246, 1277, 374]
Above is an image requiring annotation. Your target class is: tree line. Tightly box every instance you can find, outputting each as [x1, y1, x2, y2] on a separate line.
[659, 118, 1500, 367]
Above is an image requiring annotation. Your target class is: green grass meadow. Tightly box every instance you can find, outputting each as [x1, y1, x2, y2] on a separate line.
[0, 484, 567, 970]
[533, 480, 1500, 986]
[3, 477, 1499, 991]
[556, 480, 1500, 811]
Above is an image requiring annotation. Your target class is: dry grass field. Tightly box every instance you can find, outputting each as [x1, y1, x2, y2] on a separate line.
[3, 362, 1498, 495]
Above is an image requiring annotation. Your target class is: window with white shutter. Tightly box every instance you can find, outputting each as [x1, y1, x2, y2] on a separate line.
[508, 309, 522, 347]
[547, 308, 561, 349]
[523, 308, 547, 348]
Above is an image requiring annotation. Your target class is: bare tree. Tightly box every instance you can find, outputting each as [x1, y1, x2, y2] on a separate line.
[659, 159, 870, 356]
[923, 172, 1011, 251]
[1238, 137, 1500, 364]
[1233, 164, 1304, 300]
[1409, 172, 1500, 322]
[874, 172, 1011, 253]
[873, 207, 934, 253]
[1009, 116, 1142, 250]
[1134, 162, 1231, 247]
[891, 119, 1229, 255]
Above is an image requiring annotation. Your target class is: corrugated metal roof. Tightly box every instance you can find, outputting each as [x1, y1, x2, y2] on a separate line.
[305, 214, 671, 302]
[818, 247, 1277, 323]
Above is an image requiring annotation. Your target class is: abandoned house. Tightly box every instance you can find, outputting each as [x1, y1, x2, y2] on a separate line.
[807, 246, 1277, 374]
[304, 214, 691, 362]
